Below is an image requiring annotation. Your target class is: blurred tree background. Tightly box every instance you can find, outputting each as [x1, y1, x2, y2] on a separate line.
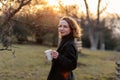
[0, 0, 120, 51]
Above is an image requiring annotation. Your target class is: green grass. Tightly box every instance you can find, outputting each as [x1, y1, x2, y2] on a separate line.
[0, 44, 120, 80]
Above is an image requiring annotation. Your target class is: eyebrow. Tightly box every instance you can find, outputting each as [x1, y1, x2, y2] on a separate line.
[58, 24, 69, 26]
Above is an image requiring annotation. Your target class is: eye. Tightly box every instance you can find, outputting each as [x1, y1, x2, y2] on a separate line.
[63, 25, 68, 28]
[58, 25, 69, 28]
[58, 25, 62, 27]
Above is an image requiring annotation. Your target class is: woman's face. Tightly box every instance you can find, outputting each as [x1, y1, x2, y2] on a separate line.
[58, 20, 71, 37]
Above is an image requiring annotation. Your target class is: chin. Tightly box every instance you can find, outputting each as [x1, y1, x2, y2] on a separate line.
[61, 34, 66, 36]
[61, 34, 65, 36]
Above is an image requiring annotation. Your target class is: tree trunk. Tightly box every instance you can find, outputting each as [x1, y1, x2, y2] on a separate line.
[89, 30, 99, 50]
[35, 34, 43, 44]
[84, 0, 107, 50]
[99, 32, 105, 50]
[52, 33, 58, 46]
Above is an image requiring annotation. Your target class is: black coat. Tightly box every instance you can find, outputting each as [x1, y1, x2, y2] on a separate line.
[47, 34, 78, 80]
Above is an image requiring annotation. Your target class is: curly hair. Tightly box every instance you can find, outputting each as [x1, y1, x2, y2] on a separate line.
[59, 16, 82, 38]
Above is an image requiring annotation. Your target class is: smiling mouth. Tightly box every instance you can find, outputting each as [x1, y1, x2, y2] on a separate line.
[60, 32, 65, 34]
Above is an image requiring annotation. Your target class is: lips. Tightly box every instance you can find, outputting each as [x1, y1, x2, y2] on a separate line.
[60, 32, 65, 34]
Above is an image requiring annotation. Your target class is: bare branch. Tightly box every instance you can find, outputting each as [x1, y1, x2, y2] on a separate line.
[96, 0, 101, 24]
[115, 13, 120, 19]
[0, 0, 32, 51]
[6, 0, 32, 22]
[83, 0, 92, 24]
[0, 0, 7, 7]
[99, 2, 108, 14]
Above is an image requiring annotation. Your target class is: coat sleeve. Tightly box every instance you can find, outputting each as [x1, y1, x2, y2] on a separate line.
[54, 43, 78, 72]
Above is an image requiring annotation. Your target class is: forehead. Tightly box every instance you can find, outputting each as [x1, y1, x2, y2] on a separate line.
[59, 20, 69, 26]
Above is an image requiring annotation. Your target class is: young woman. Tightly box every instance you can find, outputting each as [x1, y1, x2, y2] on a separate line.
[47, 16, 82, 80]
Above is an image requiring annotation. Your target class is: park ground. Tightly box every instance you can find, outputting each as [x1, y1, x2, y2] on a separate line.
[0, 44, 120, 80]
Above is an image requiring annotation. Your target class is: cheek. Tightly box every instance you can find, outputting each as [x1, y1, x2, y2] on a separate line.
[58, 28, 61, 31]
[67, 29, 71, 34]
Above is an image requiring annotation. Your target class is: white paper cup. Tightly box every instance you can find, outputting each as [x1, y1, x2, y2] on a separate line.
[44, 49, 52, 61]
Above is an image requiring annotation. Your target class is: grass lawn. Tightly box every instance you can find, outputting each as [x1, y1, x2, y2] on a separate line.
[0, 44, 120, 80]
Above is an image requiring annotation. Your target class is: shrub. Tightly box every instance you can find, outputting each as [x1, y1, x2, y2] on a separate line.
[114, 45, 120, 52]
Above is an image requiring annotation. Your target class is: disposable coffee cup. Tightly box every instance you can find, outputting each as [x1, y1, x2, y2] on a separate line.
[44, 49, 52, 61]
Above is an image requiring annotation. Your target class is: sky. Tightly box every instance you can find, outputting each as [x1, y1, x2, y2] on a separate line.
[0, 0, 119, 15]
[106, 0, 120, 14]
[47, 0, 120, 15]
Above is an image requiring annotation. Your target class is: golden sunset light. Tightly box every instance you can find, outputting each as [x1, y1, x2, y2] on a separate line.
[47, 0, 77, 6]
[46, 0, 58, 6]
[0, 3, 2, 8]
[0, 1, 120, 80]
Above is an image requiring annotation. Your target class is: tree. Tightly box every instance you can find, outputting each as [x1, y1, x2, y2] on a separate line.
[31, 6, 59, 45]
[0, 0, 31, 50]
[58, 0, 79, 17]
[105, 13, 120, 51]
[17, 1, 60, 45]
[83, 0, 107, 50]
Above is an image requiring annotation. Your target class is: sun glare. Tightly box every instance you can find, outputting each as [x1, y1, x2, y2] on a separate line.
[47, 0, 58, 6]
[0, 3, 2, 8]
[60, 0, 76, 5]
[47, 0, 77, 6]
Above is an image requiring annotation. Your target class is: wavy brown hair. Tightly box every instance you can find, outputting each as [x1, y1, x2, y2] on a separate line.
[59, 16, 82, 38]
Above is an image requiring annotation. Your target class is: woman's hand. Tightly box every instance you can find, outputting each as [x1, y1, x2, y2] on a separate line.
[51, 50, 59, 59]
